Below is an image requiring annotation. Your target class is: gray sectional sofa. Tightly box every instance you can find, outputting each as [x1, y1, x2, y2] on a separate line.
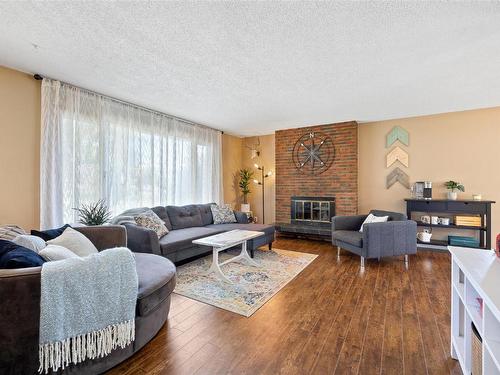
[123, 203, 275, 263]
[0, 226, 176, 375]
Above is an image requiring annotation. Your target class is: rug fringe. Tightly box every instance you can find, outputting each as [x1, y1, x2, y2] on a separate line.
[38, 319, 135, 374]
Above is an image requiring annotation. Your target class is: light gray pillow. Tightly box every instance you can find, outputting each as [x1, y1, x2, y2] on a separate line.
[359, 213, 389, 232]
[39, 245, 79, 261]
[0, 225, 27, 240]
[210, 204, 237, 224]
[47, 227, 98, 257]
[12, 235, 46, 253]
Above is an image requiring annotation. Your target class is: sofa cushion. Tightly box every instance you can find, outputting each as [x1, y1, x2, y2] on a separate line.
[332, 230, 363, 248]
[47, 227, 98, 257]
[0, 225, 27, 240]
[204, 223, 275, 237]
[210, 204, 237, 224]
[0, 240, 46, 269]
[166, 205, 203, 230]
[12, 235, 46, 253]
[198, 203, 214, 226]
[159, 227, 221, 255]
[369, 209, 406, 221]
[39, 245, 79, 261]
[151, 206, 173, 231]
[135, 210, 169, 238]
[134, 253, 176, 317]
[31, 224, 71, 241]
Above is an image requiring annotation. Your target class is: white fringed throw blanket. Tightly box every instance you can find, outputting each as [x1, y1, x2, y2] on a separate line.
[39, 247, 138, 374]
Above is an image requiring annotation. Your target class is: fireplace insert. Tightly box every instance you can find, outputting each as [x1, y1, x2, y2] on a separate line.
[275, 196, 335, 240]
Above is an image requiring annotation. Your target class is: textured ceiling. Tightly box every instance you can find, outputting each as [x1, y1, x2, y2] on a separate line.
[1, 2, 500, 136]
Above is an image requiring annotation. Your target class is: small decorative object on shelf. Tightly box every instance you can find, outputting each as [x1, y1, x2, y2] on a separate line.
[496, 234, 500, 258]
[449, 235, 480, 248]
[473, 194, 482, 201]
[73, 199, 112, 226]
[455, 215, 482, 227]
[444, 180, 465, 200]
[438, 217, 450, 225]
[244, 211, 253, 223]
[417, 229, 432, 243]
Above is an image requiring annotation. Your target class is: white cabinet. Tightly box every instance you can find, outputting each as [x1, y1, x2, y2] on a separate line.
[450, 246, 500, 374]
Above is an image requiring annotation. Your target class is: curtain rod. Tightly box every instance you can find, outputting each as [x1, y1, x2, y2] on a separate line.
[33, 73, 223, 134]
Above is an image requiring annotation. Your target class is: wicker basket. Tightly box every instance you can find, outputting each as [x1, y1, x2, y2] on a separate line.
[472, 323, 482, 375]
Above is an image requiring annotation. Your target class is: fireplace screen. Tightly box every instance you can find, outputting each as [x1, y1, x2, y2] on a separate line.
[291, 197, 335, 223]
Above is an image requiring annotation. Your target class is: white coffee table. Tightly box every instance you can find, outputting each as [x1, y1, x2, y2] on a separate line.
[192, 229, 264, 283]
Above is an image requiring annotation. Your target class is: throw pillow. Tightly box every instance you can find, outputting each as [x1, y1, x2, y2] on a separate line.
[0, 225, 27, 240]
[39, 244, 79, 261]
[47, 227, 98, 257]
[12, 235, 46, 253]
[134, 210, 169, 238]
[359, 213, 389, 233]
[0, 240, 45, 269]
[210, 204, 237, 225]
[31, 224, 71, 241]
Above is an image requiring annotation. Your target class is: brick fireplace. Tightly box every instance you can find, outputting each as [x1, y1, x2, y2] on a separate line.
[275, 121, 358, 238]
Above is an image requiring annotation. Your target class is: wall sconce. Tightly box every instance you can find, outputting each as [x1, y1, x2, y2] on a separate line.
[253, 163, 272, 224]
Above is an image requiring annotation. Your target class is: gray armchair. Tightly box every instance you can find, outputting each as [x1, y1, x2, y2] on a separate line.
[331, 209, 417, 268]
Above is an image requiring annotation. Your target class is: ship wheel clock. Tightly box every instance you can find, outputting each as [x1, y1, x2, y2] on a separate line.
[292, 131, 334, 175]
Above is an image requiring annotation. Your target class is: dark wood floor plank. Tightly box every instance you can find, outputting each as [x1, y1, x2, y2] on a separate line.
[308, 259, 378, 374]
[401, 256, 428, 375]
[257, 251, 358, 375]
[333, 260, 380, 374]
[409, 252, 459, 375]
[107, 239, 461, 375]
[380, 259, 404, 375]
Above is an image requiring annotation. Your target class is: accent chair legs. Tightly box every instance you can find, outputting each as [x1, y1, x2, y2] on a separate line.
[337, 246, 341, 260]
[361, 256, 365, 270]
[405, 254, 409, 269]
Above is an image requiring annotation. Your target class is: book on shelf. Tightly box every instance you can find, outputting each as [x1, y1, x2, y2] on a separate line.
[455, 215, 482, 227]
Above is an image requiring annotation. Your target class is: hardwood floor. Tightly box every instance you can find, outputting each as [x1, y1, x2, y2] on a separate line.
[108, 238, 462, 375]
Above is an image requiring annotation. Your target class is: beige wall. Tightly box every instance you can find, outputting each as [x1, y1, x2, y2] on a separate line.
[0, 66, 41, 230]
[359, 107, 500, 244]
[222, 133, 276, 224]
[222, 133, 243, 208]
[242, 135, 275, 224]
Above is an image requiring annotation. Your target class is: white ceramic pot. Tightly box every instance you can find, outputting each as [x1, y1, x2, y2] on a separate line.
[240, 203, 251, 212]
[448, 191, 458, 200]
[417, 232, 432, 243]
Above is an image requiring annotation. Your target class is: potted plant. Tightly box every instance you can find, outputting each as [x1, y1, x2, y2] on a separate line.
[238, 169, 254, 212]
[73, 199, 112, 225]
[444, 180, 465, 200]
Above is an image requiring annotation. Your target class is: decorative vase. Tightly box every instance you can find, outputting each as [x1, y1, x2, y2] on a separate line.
[240, 203, 251, 213]
[448, 191, 458, 200]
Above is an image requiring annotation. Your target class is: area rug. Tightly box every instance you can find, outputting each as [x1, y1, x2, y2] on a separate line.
[174, 248, 318, 317]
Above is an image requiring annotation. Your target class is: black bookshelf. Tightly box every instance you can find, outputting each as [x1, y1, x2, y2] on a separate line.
[405, 198, 495, 249]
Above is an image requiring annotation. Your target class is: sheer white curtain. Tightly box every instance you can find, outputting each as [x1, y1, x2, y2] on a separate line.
[41, 79, 222, 229]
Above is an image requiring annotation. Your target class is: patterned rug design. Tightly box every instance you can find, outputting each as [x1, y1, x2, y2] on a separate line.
[174, 248, 318, 317]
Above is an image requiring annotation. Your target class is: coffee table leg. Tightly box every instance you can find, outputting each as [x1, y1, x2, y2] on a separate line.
[228, 241, 259, 267]
[208, 247, 233, 283]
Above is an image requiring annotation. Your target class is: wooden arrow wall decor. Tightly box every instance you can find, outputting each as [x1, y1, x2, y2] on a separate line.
[386, 146, 409, 168]
[386, 167, 410, 189]
[386, 126, 409, 147]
